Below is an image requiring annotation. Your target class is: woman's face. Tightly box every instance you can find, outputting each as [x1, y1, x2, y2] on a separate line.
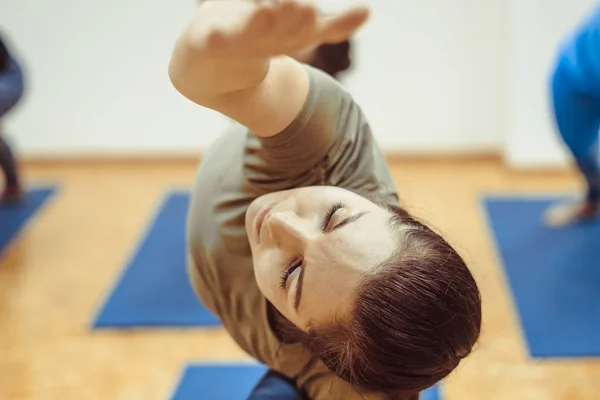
[245, 186, 397, 330]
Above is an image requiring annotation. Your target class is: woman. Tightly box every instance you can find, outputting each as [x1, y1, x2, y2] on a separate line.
[0, 34, 24, 205]
[170, 1, 482, 399]
[545, 4, 600, 227]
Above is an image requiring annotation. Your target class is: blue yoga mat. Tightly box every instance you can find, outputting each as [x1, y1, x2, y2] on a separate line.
[0, 186, 56, 258]
[171, 364, 268, 400]
[483, 195, 600, 358]
[171, 364, 441, 400]
[93, 191, 221, 328]
[421, 385, 441, 400]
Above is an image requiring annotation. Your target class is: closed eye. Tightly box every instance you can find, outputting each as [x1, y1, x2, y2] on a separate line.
[284, 205, 370, 313]
[279, 258, 302, 289]
[326, 211, 369, 234]
[322, 202, 344, 232]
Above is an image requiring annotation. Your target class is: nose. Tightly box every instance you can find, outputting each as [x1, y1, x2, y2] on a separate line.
[267, 210, 309, 250]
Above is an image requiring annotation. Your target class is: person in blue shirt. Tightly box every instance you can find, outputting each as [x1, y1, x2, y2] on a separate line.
[0, 33, 24, 205]
[546, 5, 600, 226]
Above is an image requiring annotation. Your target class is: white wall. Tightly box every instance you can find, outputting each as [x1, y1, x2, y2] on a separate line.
[342, 0, 507, 154]
[1, 0, 229, 157]
[504, 0, 597, 169]
[1, 0, 507, 158]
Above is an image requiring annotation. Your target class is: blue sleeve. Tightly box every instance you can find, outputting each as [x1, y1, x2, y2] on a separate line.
[557, 3, 600, 92]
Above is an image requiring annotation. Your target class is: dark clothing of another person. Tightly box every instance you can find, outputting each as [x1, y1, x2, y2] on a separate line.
[0, 35, 24, 201]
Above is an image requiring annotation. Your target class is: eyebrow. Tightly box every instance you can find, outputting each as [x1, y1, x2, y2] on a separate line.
[293, 211, 370, 311]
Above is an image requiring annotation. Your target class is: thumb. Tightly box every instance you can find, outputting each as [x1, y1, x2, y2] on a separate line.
[318, 5, 369, 43]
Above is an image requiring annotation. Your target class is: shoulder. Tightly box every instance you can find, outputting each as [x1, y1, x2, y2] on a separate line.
[187, 125, 251, 246]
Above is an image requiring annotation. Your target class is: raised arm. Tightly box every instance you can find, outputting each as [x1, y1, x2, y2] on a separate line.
[168, 0, 369, 137]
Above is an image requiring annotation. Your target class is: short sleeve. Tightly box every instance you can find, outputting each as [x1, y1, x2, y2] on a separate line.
[242, 65, 389, 197]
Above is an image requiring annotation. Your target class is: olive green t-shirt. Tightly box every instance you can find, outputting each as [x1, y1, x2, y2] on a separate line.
[186, 65, 399, 399]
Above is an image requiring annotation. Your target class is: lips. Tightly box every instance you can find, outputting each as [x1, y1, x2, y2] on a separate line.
[255, 203, 274, 242]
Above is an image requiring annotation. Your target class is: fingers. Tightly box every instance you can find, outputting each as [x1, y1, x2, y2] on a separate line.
[247, 5, 276, 35]
[194, 0, 368, 57]
[246, 1, 305, 40]
[276, 2, 317, 46]
[277, 1, 304, 35]
[318, 5, 370, 43]
[246, 1, 366, 47]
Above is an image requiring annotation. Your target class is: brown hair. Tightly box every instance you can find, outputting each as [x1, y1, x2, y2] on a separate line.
[306, 40, 352, 79]
[272, 202, 481, 399]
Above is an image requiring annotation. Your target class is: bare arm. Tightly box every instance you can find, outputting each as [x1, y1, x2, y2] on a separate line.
[168, 0, 369, 137]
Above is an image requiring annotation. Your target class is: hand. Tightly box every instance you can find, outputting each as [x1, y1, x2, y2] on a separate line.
[186, 0, 369, 58]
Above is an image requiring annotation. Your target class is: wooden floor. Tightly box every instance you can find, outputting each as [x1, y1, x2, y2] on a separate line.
[1, 157, 598, 400]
